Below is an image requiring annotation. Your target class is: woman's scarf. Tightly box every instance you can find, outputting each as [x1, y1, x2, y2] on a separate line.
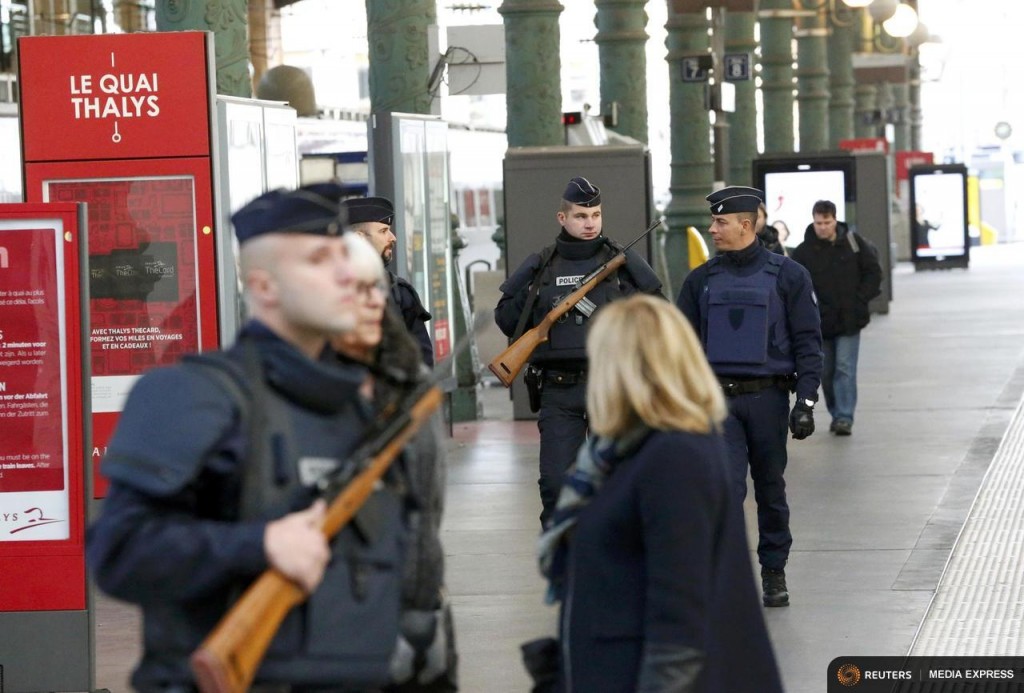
[537, 424, 652, 604]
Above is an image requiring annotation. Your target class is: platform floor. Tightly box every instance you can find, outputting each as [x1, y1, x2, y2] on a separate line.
[90, 243, 1024, 693]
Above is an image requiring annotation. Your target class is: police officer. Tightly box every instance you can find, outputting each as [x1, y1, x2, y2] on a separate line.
[342, 196, 434, 366]
[87, 183, 411, 692]
[676, 185, 822, 608]
[494, 176, 663, 527]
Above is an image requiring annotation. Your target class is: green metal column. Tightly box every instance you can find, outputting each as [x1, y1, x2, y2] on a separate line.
[156, 0, 251, 97]
[759, 0, 795, 153]
[795, 5, 829, 152]
[908, 53, 923, 150]
[366, 1, 436, 115]
[891, 80, 910, 151]
[595, 0, 649, 143]
[499, 0, 564, 147]
[664, 9, 712, 285]
[854, 81, 879, 138]
[827, 6, 859, 147]
[725, 9, 757, 185]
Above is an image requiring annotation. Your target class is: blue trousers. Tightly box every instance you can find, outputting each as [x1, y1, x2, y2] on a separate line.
[536, 380, 589, 527]
[822, 332, 861, 424]
[721, 386, 792, 571]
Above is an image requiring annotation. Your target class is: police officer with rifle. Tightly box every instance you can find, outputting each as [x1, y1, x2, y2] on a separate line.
[676, 185, 822, 609]
[87, 183, 423, 692]
[494, 176, 662, 528]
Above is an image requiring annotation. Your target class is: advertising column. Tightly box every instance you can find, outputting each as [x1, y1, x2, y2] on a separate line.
[0, 203, 90, 691]
[18, 32, 221, 497]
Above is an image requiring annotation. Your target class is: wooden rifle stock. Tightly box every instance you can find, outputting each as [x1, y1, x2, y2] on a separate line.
[190, 385, 445, 693]
[488, 254, 627, 387]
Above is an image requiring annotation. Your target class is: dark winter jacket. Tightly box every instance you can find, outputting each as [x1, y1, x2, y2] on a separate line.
[561, 430, 783, 693]
[791, 221, 883, 339]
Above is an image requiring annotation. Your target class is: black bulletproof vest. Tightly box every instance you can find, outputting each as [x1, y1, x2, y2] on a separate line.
[530, 240, 623, 363]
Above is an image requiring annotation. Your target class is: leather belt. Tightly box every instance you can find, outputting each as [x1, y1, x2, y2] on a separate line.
[543, 368, 587, 386]
[718, 376, 787, 397]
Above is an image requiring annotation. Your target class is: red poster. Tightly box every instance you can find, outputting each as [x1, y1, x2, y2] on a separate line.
[49, 178, 200, 377]
[0, 229, 65, 493]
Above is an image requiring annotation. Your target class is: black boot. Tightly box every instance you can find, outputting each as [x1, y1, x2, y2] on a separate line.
[761, 567, 789, 607]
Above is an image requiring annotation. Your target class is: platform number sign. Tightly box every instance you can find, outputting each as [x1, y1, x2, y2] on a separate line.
[681, 56, 710, 82]
[724, 53, 751, 81]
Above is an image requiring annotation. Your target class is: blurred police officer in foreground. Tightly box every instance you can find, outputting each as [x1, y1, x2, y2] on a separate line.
[676, 185, 822, 608]
[87, 184, 411, 692]
[494, 176, 663, 528]
[342, 196, 434, 366]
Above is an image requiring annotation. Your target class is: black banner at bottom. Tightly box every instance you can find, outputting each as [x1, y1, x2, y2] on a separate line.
[829, 657, 1024, 692]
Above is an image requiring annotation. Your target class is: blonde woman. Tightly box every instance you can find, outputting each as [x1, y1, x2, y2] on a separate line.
[536, 295, 782, 693]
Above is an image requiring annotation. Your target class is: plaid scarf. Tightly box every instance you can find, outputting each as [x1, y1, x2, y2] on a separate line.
[537, 424, 652, 604]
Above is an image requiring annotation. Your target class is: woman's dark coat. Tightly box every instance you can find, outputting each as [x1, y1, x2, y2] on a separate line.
[561, 430, 783, 693]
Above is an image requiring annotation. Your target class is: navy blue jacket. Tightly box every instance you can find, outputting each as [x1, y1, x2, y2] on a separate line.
[85, 323, 404, 691]
[677, 241, 822, 403]
[561, 430, 783, 693]
[390, 270, 434, 367]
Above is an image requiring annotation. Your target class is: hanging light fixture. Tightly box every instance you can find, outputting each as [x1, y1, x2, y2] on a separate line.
[867, 0, 898, 23]
[841, 0, 874, 7]
[882, 3, 919, 38]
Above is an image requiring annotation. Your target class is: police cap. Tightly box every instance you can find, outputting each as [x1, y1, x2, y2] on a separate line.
[563, 176, 601, 207]
[706, 185, 765, 215]
[231, 182, 347, 244]
[342, 196, 395, 226]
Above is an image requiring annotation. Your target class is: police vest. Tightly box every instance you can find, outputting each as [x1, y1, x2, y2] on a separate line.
[531, 244, 625, 362]
[702, 253, 796, 377]
[195, 349, 408, 688]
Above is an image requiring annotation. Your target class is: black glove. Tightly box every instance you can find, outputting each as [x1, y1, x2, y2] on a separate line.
[635, 643, 704, 693]
[789, 400, 815, 440]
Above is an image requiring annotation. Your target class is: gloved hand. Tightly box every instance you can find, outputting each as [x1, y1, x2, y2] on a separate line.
[635, 643, 704, 693]
[789, 400, 815, 439]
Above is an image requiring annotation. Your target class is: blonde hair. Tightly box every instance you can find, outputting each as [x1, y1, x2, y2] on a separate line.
[586, 295, 727, 437]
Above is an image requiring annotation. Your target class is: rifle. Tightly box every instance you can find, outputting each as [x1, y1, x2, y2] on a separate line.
[190, 378, 444, 693]
[488, 220, 661, 387]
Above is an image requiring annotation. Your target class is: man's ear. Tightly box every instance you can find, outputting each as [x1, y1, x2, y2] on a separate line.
[245, 268, 277, 307]
[555, 210, 566, 226]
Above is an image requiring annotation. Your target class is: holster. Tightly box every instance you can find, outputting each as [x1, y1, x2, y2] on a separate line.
[524, 365, 543, 413]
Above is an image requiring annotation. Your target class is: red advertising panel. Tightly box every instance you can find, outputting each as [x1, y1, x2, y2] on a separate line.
[0, 203, 87, 611]
[26, 159, 219, 496]
[19, 30, 221, 498]
[896, 151, 935, 184]
[17, 32, 212, 163]
[839, 137, 889, 154]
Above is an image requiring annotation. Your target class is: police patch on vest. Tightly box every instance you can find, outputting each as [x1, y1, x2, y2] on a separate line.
[298, 456, 341, 487]
[556, 274, 584, 286]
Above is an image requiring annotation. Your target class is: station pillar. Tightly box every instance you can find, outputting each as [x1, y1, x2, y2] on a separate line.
[499, 0, 564, 147]
[725, 8, 757, 186]
[595, 0, 649, 143]
[366, 0, 436, 115]
[795, 7, 830, 151]
[663, 7, 712, 286]
[156, 0, 251, 97]
[759, 0, 796, 154]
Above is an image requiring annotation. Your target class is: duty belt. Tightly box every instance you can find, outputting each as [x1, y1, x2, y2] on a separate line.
[542, 368, 587, 386]
[718, 376, 790, 397]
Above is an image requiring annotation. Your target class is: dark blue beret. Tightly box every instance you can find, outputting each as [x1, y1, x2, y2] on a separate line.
[341, 196, 394, 226]
[231, 182, 347, 244]
[563, 176, 601, 207]
[706, 185, 765, 215]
